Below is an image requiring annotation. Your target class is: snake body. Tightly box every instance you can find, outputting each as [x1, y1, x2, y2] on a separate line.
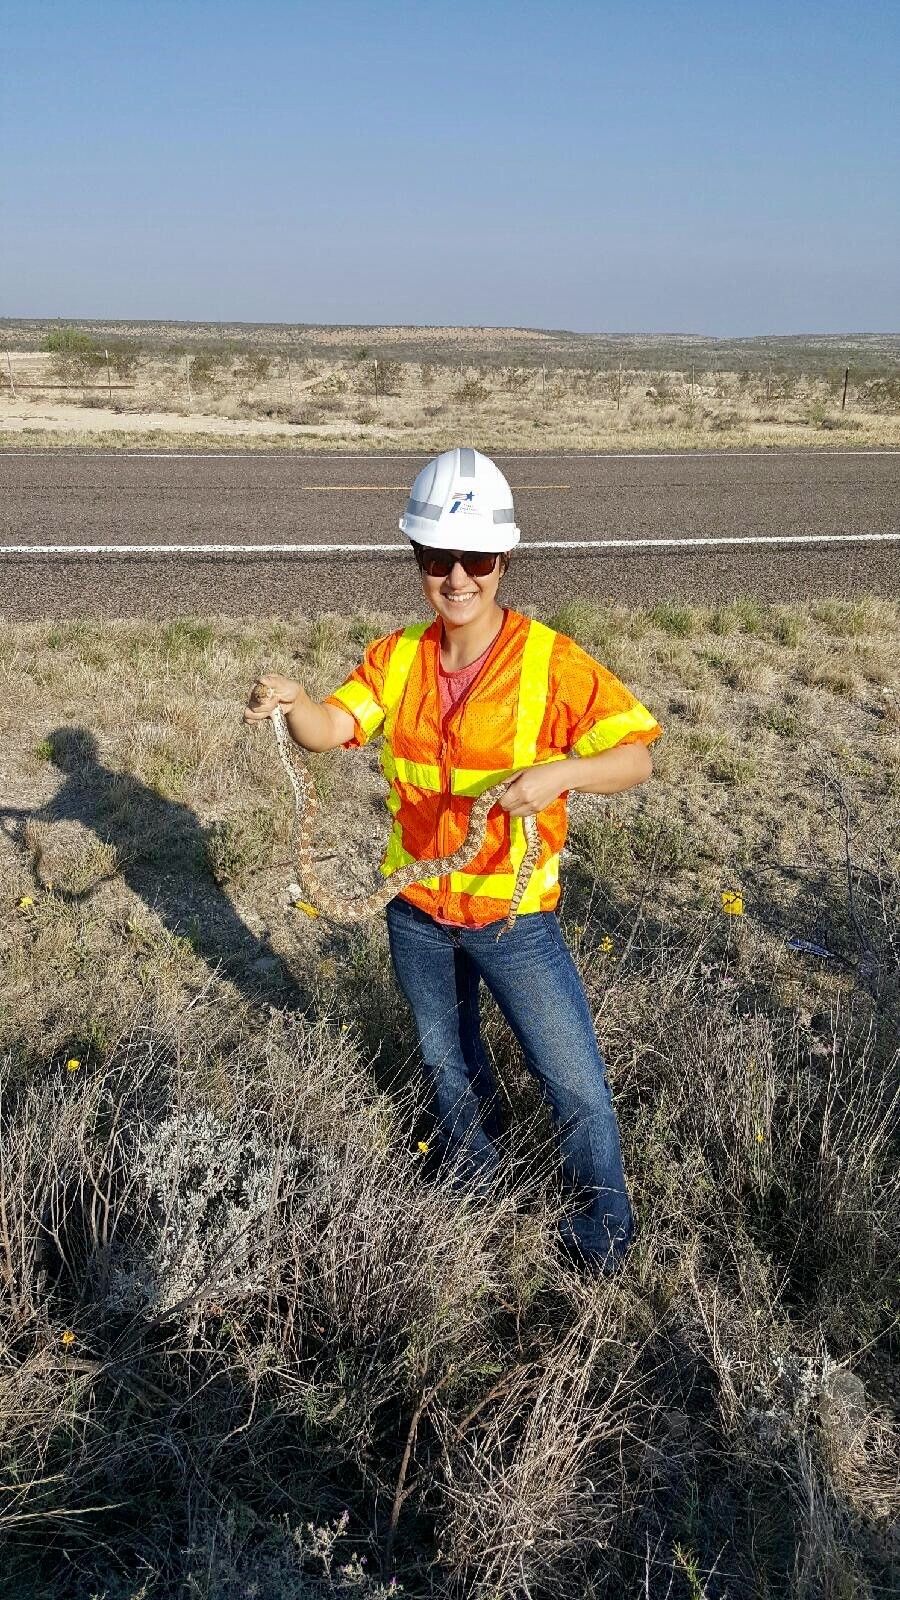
[259, 694, 541, 936]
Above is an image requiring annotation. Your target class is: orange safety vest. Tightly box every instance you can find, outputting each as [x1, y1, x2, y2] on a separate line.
[326, 608, 662, 927]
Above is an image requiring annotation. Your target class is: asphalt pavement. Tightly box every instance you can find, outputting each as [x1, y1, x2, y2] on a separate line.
[1, 449, 898, 617]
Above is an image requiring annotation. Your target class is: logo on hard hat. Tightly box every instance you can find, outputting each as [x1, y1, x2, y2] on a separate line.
[449, 490, 475, 514]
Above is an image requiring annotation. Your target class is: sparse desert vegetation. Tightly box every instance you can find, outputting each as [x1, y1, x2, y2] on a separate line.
[1, 600, 898, 1597]
[1, 322, 899, 452]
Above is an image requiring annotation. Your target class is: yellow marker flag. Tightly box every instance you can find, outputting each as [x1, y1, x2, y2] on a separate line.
[721, 890, 744, 916]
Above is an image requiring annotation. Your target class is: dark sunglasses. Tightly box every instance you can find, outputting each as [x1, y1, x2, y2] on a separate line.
[417, 549, 499, 578]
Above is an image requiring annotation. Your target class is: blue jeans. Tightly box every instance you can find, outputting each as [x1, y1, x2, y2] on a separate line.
[385, 898, 634, 1268]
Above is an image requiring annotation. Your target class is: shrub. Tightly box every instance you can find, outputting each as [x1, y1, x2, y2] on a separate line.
[44, 326, 97, 354]
[189, 349, 229, 388]
[107, 341, 140, 379]
[51, 348, 105, 385]
[454, 377, 490, 403]
[376, 360, 404, 396]
[313, 371, 348, 396]
[237, 351, 272, 385]
[648, 602, 695, 638]
[857, 376, 900, 413]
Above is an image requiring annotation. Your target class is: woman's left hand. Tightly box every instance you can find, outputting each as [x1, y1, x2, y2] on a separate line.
[499, 762, 571, 818]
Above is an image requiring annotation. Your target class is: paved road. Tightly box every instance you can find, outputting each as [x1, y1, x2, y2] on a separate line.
[1, 449, 898, 617]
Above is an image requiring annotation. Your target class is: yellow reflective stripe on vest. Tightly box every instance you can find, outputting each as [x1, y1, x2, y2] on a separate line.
[382, 623, 430, 719]
[382, 747, 443, 790]
[451, 753, 566, 798]
[384, 753, 564, 799]
[448, 853, 560, 905]
[330, 678, 385, 737]
[381, 844, 560, 904]
[512, 619, 556, 766]
[573, 702, 659, 756]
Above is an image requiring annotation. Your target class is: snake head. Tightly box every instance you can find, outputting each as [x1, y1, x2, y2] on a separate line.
[249, 681, 275, 709]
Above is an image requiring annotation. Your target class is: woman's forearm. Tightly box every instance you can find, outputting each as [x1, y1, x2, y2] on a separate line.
[563, 743, 654, 796]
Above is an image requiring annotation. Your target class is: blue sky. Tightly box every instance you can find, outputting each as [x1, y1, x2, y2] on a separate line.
[3, 0, 898, 334]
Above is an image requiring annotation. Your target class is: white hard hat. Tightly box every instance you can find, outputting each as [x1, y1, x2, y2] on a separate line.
[399, 447, 521, 552]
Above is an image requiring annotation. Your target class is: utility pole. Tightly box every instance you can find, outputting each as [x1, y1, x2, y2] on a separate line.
[841, 366, 850, 411]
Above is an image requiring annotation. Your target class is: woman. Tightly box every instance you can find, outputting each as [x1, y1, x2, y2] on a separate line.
[245, 448, 662, 1271]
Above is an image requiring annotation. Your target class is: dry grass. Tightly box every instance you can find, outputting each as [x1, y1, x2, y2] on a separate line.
[2, 342, 900, 452]
[1, 602, 898, 1597]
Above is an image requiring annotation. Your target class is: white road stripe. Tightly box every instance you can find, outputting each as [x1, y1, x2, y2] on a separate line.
[2, 533, 898, 556]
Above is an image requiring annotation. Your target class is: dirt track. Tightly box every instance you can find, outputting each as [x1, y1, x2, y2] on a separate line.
[1, 449, 898, 617]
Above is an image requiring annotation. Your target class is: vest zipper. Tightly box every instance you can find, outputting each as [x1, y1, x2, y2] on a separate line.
[433, 611, 510, 918]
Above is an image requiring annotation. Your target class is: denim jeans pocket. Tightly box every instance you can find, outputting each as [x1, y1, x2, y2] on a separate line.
[506, 910, 568, 965]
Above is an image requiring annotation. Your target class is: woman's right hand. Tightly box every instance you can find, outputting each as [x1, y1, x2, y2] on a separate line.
[243, 673, 303, 724]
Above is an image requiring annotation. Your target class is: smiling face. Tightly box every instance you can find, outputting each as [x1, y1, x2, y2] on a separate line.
[415, 546, 509, 631]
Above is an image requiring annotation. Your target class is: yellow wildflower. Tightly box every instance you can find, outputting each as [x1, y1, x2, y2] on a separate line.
[66, 1058, 81, 1073]
[293, 900, 320, 918]
[721, 890, 744, 916]
[17, 896, 35, 911]
[756, 1129, 765, 1144]
[60, 1329, 76, 1348]
[417, 1141, 430, 1155]
[599, 934, 614, 953]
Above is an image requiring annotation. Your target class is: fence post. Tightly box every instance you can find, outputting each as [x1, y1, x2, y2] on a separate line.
[104, 348, 112, 402]
[373, 359, 379, 402]
[541, 364, 545, 405]
[287, 355, 294, 403]
[616, 360, 622, 410]
[5, 351, 15, 398]
[185, 355, 193, 406]
[841, 366, 849, 411]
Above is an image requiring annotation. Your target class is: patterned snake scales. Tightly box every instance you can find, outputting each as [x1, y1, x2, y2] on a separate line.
[249, 680, 542, 936]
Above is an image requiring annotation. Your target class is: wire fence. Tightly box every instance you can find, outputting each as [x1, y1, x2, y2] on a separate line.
[3, 348, 898, 418]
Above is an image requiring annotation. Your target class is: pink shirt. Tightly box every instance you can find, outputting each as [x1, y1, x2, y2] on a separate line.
[438, 634, 496, 722]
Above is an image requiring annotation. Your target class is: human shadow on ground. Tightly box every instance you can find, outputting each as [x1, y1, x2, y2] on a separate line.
[5, 726, 311, 1012]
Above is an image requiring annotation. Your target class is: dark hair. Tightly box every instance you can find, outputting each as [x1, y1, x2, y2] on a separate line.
[410, 541, 510, 575]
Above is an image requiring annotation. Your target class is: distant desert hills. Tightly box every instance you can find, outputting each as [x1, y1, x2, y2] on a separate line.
[3, 318, 899, 372]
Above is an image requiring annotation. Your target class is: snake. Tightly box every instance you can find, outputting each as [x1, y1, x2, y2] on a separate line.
[249, 681, 542, 936]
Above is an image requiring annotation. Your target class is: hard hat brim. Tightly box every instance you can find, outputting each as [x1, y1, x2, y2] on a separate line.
[399, 514, 521, 552]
